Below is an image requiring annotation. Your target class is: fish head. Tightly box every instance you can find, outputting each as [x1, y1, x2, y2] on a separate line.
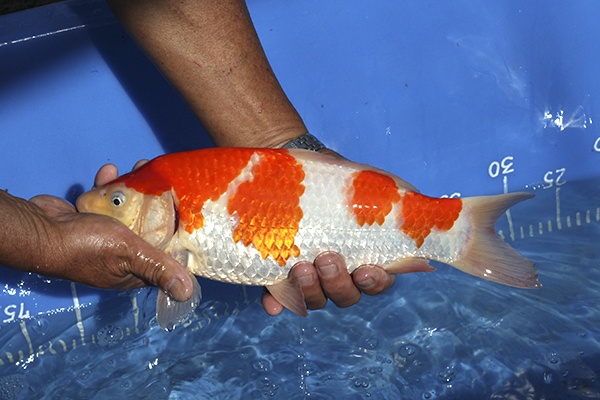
[76, 183, 142, 227]
[76, 183, 176, 249]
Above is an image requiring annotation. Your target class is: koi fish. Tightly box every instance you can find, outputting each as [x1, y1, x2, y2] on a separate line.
[76, 148, 539, 329]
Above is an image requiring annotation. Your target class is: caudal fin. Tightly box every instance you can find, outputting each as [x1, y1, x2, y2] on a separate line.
[451, 192, 540, 288]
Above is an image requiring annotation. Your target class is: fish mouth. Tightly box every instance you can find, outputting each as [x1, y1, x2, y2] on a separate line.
[75, 188, 106, 213]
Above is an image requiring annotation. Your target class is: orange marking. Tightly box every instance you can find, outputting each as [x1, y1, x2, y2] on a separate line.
[400, 192, 462, 248]
[347, 170, 401, 226]
[227, 150, 305, 266]
[115, 148, 256, 233]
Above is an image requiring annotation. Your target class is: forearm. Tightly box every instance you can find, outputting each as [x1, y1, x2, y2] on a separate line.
[107, 0, 307, 148]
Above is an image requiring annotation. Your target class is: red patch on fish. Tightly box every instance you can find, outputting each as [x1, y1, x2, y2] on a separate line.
[348, 170, 401, 226]
[116, 148, 255, 233]
[111, 160, 172, 196]
[227, 150, 305, 266]
[400, 192, 462, 248]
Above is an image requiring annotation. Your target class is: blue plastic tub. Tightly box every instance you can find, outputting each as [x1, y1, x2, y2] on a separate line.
[1, 1, 599, 398]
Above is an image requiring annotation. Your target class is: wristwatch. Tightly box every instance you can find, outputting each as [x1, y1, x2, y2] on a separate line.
[282, 133, 327, 152]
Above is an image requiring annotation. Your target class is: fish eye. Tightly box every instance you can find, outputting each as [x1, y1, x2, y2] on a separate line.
[110, 191, 126, 207]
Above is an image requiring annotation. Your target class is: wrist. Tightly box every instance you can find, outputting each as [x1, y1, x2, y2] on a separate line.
[281, 133, 327, 152]
[211, 124, 309, 148]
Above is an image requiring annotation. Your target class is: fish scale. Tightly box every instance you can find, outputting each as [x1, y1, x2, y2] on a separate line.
[76, 147, 540, 329]
[173, 152, 468, 283]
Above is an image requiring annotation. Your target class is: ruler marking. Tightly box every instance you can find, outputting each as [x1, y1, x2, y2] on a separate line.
[19, 320, 34, 358]
[71, 283, 86, 346]
[503, 176, 516, 241]
[131, 296, 140, 335]
[555, 187, 562, 230]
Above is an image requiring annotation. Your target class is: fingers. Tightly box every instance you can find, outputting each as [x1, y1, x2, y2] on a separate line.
[313, 252, 361, 308]
[127, 235, 194, 302]
[290, 261, 328, 310]
[93, 160, 148, 187]
[261, 290, 284, 316]
[101, 222, 193, 301]
[262, 256, 355, 315]
[261, 252, 397, 316]
[132, 159, 149, 170]
[285, 252, 363, 311]
[352, 264, 396, 296]
[94, 164, 118, 187]
[262, 260, 330, 315]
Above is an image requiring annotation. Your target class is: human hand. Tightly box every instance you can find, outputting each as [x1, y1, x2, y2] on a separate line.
[34, 196, 193, 300]
[0, 189, 194, 301]
[262, 253, 396, 316]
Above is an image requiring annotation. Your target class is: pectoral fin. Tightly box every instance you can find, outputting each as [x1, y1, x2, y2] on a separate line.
[156, 273, 202, 331]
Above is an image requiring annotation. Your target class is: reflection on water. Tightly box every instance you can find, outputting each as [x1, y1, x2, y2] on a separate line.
[0, 179, 599, 399]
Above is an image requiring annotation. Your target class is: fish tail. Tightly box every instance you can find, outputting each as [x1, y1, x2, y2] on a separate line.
[450, 192, 540, 288]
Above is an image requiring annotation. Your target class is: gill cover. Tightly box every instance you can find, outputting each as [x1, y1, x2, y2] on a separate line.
[132, 190, 177, 250]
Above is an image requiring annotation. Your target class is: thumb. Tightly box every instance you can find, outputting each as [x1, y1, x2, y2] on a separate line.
[30, 195, 76, 216]
[128, 237, 194, 302]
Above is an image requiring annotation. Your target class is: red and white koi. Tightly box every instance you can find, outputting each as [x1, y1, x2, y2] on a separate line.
[76, 148, 539, 329]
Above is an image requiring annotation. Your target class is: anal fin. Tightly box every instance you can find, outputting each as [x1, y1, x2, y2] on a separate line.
[384, 258, 436, 274]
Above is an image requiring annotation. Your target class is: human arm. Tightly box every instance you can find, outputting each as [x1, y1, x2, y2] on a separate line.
[105, 0, 304, 148]
[104, 0, 395, 313]
[0, 189, 193, 301]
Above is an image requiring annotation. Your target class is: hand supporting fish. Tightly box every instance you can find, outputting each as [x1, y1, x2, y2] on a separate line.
[77, 148, 540, 330]
[0, 190, 194, 303]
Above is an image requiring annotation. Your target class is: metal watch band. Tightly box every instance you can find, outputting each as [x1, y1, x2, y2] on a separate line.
[282, 133, 327, 152]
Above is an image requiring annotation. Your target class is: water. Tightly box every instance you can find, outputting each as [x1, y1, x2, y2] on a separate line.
[1, 179, 599, 399]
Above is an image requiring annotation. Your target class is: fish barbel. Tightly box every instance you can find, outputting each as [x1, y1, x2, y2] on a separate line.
[76, 148, 539, 329]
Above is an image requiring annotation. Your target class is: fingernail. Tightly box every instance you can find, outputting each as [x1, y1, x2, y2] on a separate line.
[297, 272, 314, 287]
[318, 263, 338, 279]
